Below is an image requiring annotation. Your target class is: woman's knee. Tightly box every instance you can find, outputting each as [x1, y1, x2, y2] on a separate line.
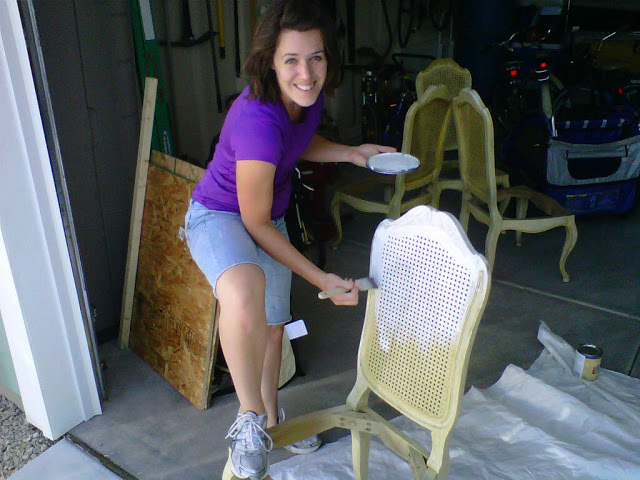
[217, 264, 266, 326]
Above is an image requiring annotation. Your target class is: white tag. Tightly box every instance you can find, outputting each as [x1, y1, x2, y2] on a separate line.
[178, 226, 186, 242]
[285, 319, 308, 340]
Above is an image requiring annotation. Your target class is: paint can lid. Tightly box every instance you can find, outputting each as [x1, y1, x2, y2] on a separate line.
[577, 344, 603, 358]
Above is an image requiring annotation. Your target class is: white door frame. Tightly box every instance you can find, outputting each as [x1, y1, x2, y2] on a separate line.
[0, 0, 101, 439]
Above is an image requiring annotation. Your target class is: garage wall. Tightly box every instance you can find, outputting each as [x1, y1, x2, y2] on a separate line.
[32, 1, 140, 341]
[28, 1, 444, 343]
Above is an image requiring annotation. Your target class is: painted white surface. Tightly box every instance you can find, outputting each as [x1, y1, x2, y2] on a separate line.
[0, 0, 101, 439]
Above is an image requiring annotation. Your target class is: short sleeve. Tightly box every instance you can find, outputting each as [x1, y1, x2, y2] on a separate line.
[230, 107, 283, 166]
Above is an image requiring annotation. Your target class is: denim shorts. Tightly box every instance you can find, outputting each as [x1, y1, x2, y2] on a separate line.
[184, 200, 291, 325]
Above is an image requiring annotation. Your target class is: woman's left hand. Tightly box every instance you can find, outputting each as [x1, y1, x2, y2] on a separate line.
[348, 143, 397, 168]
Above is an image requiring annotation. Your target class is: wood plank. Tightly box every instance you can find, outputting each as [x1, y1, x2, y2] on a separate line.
[119, 77, 158, 348]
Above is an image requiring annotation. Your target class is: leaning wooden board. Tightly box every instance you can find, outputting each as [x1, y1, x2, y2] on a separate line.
[129, 151, 217, 409]
[128, 151, 296, 409]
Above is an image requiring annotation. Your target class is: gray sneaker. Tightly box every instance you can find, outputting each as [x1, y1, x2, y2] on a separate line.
[226, 410, 273, 480]
[279, 409, 322, 455]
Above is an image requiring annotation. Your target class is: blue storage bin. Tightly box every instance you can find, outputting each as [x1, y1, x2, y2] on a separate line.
[506, 109, 640, 215]
[545, 181, 637, 216]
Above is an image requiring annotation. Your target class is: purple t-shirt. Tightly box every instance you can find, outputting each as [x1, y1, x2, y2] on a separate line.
[192, 86, 323, 219]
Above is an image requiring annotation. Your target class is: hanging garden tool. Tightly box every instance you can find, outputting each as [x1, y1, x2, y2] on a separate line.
[205, 0, 223, 112]
[233, 0, 241, 76]
[217, 0, 226, 59]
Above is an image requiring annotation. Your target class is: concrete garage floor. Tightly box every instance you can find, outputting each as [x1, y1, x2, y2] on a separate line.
[70, 176, 640, 480]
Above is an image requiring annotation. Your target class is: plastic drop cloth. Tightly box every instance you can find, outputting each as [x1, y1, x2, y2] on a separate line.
[270, 322, 640, 480]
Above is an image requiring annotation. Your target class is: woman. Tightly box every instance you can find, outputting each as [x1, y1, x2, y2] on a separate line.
[185, 1, 394, 478]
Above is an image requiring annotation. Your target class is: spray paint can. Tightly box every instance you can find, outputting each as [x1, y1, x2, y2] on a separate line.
[572, 344, 603, 381]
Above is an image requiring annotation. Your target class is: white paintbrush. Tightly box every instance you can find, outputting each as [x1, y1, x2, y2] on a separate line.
[317, 277, 378, 299]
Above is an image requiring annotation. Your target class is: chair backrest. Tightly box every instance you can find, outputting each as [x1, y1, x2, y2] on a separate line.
[358, 206, 490, 431]
[452, 88, 499, 209]
[416, 59, 472, 152]
[416, 58, 472, 99]
[401, 85, 451, 184]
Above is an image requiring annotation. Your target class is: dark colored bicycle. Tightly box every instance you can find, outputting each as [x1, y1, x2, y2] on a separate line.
[285, 167, 326, 270]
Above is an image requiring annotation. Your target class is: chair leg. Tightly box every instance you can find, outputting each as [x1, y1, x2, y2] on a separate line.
[330, 194, 343, 250]
[352, 430, 371, 480]
[430, 184, 442, 209]
[459, 191, 471, 232]
[515, 198, 528, 247]
[484, 223, 501, 273]
[498, 197, 511, 216]
[389, 194, 402, 219]
[426, 430, 451, 480]
[559, 217, 578, 283]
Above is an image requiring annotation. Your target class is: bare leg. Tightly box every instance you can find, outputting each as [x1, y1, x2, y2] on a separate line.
[262, 324, 284, 428]
[216, 263, 268, 415]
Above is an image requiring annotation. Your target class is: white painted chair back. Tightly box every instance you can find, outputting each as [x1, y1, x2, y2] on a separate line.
[361, 205, 490, 431]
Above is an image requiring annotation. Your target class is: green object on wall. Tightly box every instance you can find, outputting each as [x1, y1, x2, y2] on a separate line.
[130, 0, 173, 155]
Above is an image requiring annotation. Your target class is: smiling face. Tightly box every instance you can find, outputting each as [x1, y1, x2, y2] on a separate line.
[272, 28, 327, 120]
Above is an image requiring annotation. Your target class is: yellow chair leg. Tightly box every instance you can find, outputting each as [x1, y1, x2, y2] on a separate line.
[352, 430, 371, 480]
[459, 192, 471, 232]
[484, 224, 501, 272]
[559, 217, 578, 282]
[331, 195, 344, 250]
[426, 430, 451, 480]
[515, 198, 528, 247]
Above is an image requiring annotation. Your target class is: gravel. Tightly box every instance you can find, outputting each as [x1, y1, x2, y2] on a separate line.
[0, 394, 57, 479]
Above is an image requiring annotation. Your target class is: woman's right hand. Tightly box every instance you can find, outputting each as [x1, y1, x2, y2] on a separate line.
[319, 273, 359, 306]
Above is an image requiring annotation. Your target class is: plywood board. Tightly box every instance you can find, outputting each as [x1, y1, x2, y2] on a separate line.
[129, 151, 217, 409]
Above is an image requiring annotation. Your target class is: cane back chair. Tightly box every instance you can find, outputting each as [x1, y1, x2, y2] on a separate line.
[261, 205, 491, 480]
[453, 88, 578, 282]
[416, 59, 509, 208]
[331, 86, 451, 249]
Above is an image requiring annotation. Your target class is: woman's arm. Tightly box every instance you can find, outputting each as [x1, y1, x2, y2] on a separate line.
[301, 134, 396, 167]
[236, 160, 358, 305]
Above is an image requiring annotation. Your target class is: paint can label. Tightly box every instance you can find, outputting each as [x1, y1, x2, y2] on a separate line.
[572, 344, 603, 381]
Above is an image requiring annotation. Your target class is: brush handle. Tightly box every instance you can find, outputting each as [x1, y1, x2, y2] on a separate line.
[317, 287, 348, 299]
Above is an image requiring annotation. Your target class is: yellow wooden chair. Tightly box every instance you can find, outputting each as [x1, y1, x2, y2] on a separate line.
[452, 88, 578, 282]
[232, 205, 490, 480]
[416, 59, 509, 208]
[330, 85, 451, 249]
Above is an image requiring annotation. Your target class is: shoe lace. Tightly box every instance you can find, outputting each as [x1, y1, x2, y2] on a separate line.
[226, 413, 274, 452]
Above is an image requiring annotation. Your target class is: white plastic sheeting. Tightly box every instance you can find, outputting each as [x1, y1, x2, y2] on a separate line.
[271, 323, 640, 479]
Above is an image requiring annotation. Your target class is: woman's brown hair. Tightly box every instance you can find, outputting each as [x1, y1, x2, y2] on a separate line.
[244, 0, 340, 103]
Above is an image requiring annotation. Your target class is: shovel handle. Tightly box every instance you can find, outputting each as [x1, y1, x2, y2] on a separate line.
[317, 287, 348, 299]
